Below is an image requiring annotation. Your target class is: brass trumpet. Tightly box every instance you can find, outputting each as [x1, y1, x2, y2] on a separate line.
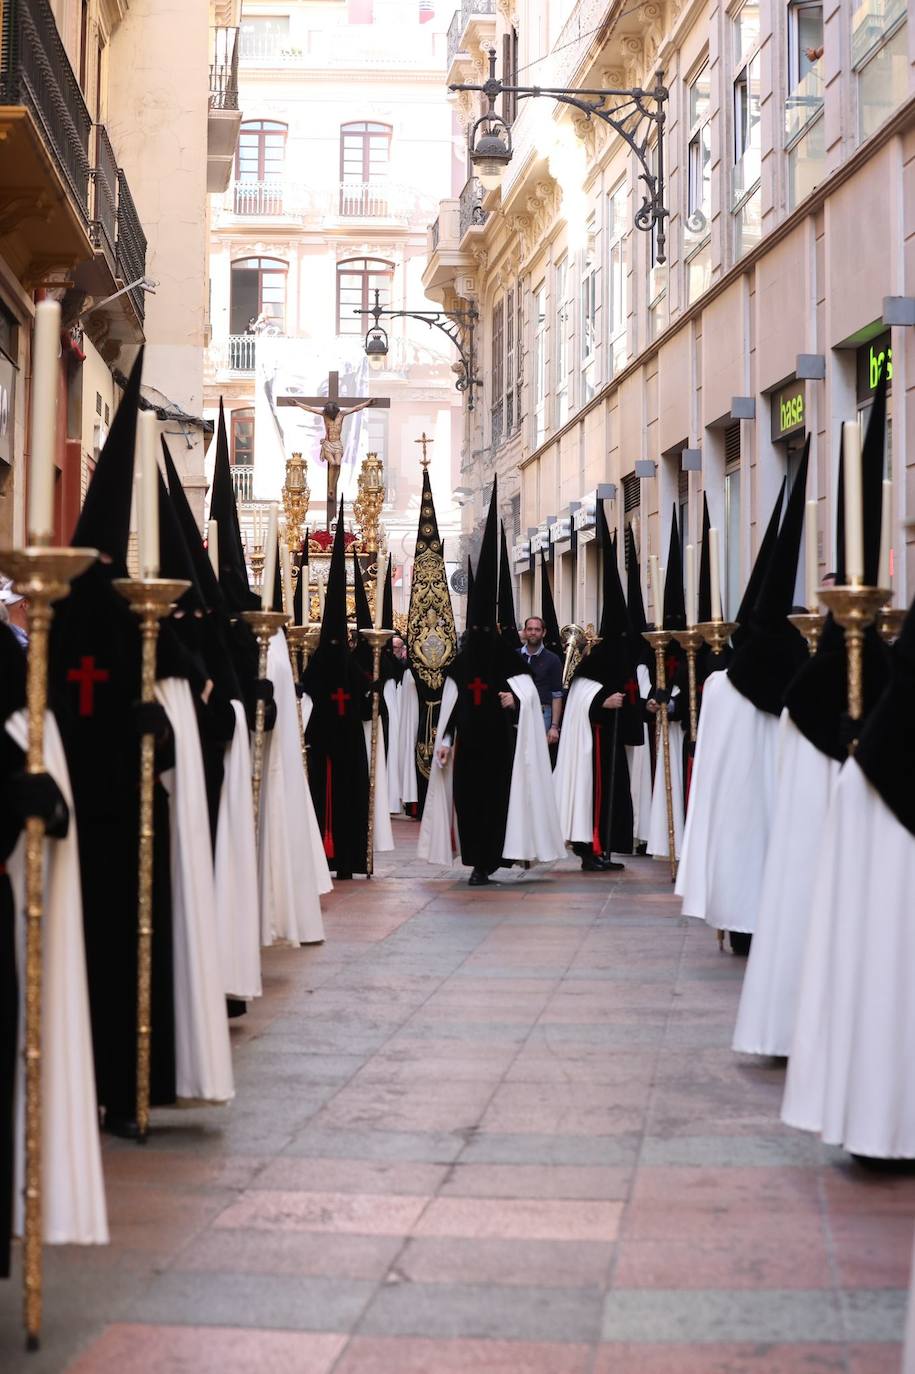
[560, 622, 587, 688]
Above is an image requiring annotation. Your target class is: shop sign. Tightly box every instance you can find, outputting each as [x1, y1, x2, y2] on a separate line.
[856, 331, 893, 401]
[771, 379, 805, 442]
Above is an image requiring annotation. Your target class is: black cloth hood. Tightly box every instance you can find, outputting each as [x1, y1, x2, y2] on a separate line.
[856, 597, 915, 837]
[539, 550, 562, 655]
[697, 494, 712, 623]
[71, 348, 143, 571]
[209, 398, 258, 613]
[785, 622, 889, 762]
[661, 506, 686, 632]
[598, 505, 629, 640]
[468, 480, 498, 632]
[498, 521, 521, 648]
[162, 438, 226, 614]
[731, 478, 786, 649]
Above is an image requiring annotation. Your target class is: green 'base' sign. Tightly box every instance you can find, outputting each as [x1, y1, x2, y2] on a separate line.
[856, 331, 892, 402]
[771, 379, 805, 442]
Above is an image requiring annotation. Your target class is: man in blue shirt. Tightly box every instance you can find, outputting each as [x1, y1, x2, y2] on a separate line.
[517, 616, 563, 746]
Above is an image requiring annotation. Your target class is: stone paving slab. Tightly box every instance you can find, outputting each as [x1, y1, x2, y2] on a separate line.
[0, 826, 912, 1373]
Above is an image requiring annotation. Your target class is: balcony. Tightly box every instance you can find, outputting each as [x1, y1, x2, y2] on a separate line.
[459, 176, 488, 239]
[210, 334, 258, 373]
[208, 25, 242, 191]
[116, 172, 147, 322]
[74, 124, 147, 350]
[219, 179, 438, 229]
[0, 0, 94, 278]
[231, 465, 255, 504]
[422, 195, 479, 299]
[785, 62, 824, 142]
[447, 0, 496, 78]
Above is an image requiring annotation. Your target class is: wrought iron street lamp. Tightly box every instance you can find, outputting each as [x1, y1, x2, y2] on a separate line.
[452, 49, 670, 264]
[357, 288, 481, 410]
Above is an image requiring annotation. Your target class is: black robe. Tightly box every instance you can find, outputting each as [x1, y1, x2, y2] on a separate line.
[302, 642, 370, 876]
[0, 625, 25, 1278]
[574, 635, 641, 856]
[49, 562, 176, 1119]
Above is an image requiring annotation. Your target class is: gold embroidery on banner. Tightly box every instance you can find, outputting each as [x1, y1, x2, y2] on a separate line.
[406, 548, 456, 694]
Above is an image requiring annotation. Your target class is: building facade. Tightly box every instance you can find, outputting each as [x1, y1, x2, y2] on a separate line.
[424, 0, 914, 628]
[0, 0, 237, 545]
[204, 0, 465, 611]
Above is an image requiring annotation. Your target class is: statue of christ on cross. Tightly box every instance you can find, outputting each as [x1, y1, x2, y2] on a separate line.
[278, 370, 390, 523]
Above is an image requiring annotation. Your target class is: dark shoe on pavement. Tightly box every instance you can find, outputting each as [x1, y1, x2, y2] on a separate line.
[104, 1113, 141, 1140]
[728, 930, 752, 956]
[580, 853, 611, 872]
[468, 868, 491, 886]
[335, 870, 353, 881]
[606, 859, 625, 871]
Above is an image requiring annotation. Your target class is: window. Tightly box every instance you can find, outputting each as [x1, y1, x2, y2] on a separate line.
[230, 257, 288, 334]
[554, 257, 570, 427]
[239, 15, 291, 60]
[724, 422, 741, 618]
[231, 409, 255, 467]
[855, 13, 908, 142]
[623, 473, 641, 549]
[502, 27, 519, 125]
[686, 63, 712, 247]
[580, 225, 598, 404]
[336, 257, 393, 335]
[505, 288, 515, 431]
[515, 287, 524, 424]
[340, 121, 391, 202]
[678, 469, 690, 557]
[79, 0, 90, 91]
[607, 183, 628, 376]
[491, 298, 505, 447]
[533, 282, 547, 448]
[788, 0, 824, 89]
[733, 3, 762, 203]
[235, 121, 287, 213]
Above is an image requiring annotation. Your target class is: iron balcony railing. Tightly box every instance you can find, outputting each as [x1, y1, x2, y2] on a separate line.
[209, 25, 240, 110]
[233, 180, 285, 215]
[339, 180, 393, 217]
[224, 335, 257, 371]
[231, 465, 255, 503]
[116, 171, 147, 321]
[447, 0, 495, 66]
[0, 0, 91, 220]
[90, 123, 118, 261]
[459, 176, 488, 239]
[228, 179, 437, 224]
[431, 216, 441, 250]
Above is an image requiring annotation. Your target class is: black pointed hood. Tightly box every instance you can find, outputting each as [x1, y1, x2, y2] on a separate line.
[697, 494, 712, 623]
[661, 506, 686, 632]
[271, 542, 284, 615]
[539, 549, 561, 655]
[598, 503, 629, 639]
[625, 523, 647, 635]
[319, 499, 349, 650]
[575, 502, 637, 704]
[157, 468, 201, 611]
[862, 364, 888, 587]
[352, 548, 372, 630]
[728, 446, 810, 714]
[856, 592, 915, 837]
[466, 554, 474, 605]
[293, 533, 305, 626]
[417, 467, 442, 550]
[732, 479, 786, 647]
[209, 398, 258, 613]
[468, 481, 498, 632]
[71, 348, 143, 570]
[162, 437, 225, 614]
[498, 521, 521, 648]
[382, 553, 394, 629]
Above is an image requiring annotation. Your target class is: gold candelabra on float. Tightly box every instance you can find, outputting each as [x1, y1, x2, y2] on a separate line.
[113, 576, 190, 1144]
[353, 452, 385, 553]
[819, 583, 889, 746]
[359, 626, 394, 877]
[241, 609, 290, 835]
[642, 629, 678, 883]
[787, 612, 825, 656]
[0, 545, 97, 1351]
[282, 451, 310, 558]
[672, 626, 705, 743]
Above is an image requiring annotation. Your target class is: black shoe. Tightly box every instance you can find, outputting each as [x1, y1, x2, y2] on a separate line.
[226, 997, 247, 1019]
[580, 853, 611, 872]
[104, 1113, 141, 1140]
[606, 859, 625, 871]
[468, 868, 491, 886]
[728, 930, 753, 957]
[335, 870, 353, 881]
[635, 841, 648, 856]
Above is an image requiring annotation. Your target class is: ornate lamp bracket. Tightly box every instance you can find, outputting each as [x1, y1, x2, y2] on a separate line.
[357, 289, 482, 410]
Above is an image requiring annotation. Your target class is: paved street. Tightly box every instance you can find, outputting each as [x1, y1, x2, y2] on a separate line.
[2, 822, 912, 1373]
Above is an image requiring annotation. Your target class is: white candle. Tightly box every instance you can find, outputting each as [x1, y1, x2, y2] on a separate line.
[208, 521, 219, 576]
[279, 532, 294, 615]
[878, 479, 892, 590]
[649, 554, 662, 626]
[318, 571, 326, 619]
[708, 527, 722, 620]
[805, 500, 818, 611]
[842, 421, 864, 584]
[301, 560, 310, 626]
[137, 409, 159, 579]
[685, 543, 697, 627]
[28, 299, 61, 542]
[260, 501, 278, 609]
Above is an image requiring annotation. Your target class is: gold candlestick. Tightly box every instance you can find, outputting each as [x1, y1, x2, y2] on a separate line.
[642, 629, 677, 883]
[285, 625, 310, 774]
[359, 627, 394, 877]
[787, 612, 825, 656]
[819, 584, 889, 745]
[877, 606, 905, 644]
[673, 627, 705, 743]
[0, 545, 97, 1351]
[114, 578, 190, 1145]
[697, 619, 737, 655]
[241, 609, 289, 835]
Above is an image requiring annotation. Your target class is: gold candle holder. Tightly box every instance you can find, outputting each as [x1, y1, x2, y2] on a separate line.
[0, 545, 97, 1351]
[642, 629, 677, 883]
[697, 619, 737, 655]
[241, 609, 289, 835]
[787, 612, 825, 657]
[249, 546, 265, 593]
[877, 606, 905, 644]
[819, 584, 890, 743]
[359, 627, 394, 877]
[114, 578, 190, 1145]
[673, 627, 705, 743]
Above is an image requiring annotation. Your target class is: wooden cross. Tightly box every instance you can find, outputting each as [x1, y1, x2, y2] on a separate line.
[277, 370, 390, 414]
[415, 431, 433, 468]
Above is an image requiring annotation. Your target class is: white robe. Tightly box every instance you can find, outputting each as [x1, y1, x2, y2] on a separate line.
[782, 761, 915, 1157]
[156, 678, 234, 1105]
[419, 674, 564, 867]
[626, 663, 653, 845]
[213, 700, 261, 1001]
[647, 692, 685, 861]
[8, 711, 108, 1245]
[397, 669, 420, 808]
[553, 676, 603, 846]
[732, 713, 839, 1058]
[260, 633, 329, 947]
[676, 674, 780, 933]
[384, 678, 402, 814]
[364, 719, 395, 852]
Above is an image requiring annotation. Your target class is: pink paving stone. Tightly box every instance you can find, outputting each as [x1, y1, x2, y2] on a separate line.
[439, 1163, 632, 1200]
[211, 1189, 429, 1235]
[333, 1337, 594, 1373]
[627, 1166, 823, 1215]
[64, 1325, 348, 1374]
[847, 1346, 907, 1374]
[829, 1212, 915, 1287]
[171, 1227, 403, 1279]
[611, 1232, 834, 1289]
[591, 1343, 848, 1373]
[394, 1235, 615, 1288]
[412, 1196, 623, 1242]
[251, 1157, 449, 1196]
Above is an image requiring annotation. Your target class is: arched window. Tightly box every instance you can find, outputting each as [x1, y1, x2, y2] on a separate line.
[336, 257, 393, 336]
[231, 408, 255, 467]
[340, 121, 391, 213]
[235, 120, 287, 214]
[230, 256, 288, 334]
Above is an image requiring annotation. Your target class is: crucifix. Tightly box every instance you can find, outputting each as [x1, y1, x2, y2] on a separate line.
[278, 371, 390, 524]
[415, 431, 433, 469]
